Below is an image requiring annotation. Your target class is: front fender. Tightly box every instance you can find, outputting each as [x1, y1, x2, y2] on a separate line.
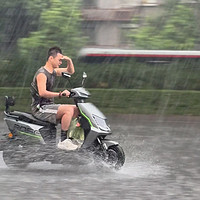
[102, 139, 119, 148]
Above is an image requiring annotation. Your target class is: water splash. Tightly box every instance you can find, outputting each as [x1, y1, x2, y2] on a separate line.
[117, 161, 168, 179]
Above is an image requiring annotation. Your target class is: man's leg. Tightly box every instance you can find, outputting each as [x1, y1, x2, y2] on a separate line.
[56, 105, 80, 150]
[56, 105, 79, 131]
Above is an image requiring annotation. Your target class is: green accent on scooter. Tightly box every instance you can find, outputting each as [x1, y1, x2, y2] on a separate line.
[79, 108, 93, 127]
[19, 131, 42, 139]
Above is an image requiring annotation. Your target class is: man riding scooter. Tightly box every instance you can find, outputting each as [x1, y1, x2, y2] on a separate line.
[30, 46, 79, 150]
[4, 50, 125, 169]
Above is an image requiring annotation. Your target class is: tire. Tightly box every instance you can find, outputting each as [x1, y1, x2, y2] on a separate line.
[106, 145, 125, 170]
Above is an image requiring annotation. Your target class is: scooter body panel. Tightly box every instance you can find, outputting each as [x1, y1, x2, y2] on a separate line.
[78, 102, 111, 133]
[4, 117, 46, 144]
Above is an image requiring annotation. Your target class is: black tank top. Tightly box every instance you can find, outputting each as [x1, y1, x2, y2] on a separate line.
[30, 67, 57, 108]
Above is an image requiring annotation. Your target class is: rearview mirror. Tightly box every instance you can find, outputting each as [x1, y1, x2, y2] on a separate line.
[83, 72, 87, 79]
[82, 72, 87, 86]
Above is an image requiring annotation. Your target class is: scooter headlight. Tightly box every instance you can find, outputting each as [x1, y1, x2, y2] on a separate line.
[92, 115, 110, 132]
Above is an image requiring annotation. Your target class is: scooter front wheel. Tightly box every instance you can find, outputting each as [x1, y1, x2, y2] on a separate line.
[106, 145, 125, 170]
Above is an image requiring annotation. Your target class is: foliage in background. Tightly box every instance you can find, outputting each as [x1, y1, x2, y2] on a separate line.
[1, 87, 200, 116]
[1, 0, 200, 115]
[0, 0, 200, 91]
[0, 1, 36, 54]
[75, 59, 200, 91]
[1, 58, 200, 91]
[18, 0, 85, 62]
[0, 0, 86, 87]
[130, 0, 198, 50]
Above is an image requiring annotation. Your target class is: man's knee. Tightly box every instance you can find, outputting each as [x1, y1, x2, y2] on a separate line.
[58, 104, 79, 118]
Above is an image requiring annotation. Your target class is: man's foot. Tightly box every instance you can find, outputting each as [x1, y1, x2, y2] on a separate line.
[71, 138, 83, 148]
[57, 139, 78, 151]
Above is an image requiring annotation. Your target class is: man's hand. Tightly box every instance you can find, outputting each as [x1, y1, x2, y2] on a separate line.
[61, 90, 71, 97]
[55, 55, 75, 76]
[62, 56, 72, 62]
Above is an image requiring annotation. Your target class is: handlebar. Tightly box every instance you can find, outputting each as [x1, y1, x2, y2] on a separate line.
[60, 87, 89, 100]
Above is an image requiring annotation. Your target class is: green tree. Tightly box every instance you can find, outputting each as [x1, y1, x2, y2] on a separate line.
[0, 0, 85, 87]
[18, 0, 85, 62]
[130, 1, 198, 50]
[0, 0, 39, 55]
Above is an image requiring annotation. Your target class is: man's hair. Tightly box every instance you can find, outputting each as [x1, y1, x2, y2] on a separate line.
[47, 46, 62, 60]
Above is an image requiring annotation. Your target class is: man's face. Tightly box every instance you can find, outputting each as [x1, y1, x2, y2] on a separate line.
[50, 53, 63, 68]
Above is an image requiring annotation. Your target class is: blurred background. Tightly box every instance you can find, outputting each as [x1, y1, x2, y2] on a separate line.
[0, 0, 200, 115]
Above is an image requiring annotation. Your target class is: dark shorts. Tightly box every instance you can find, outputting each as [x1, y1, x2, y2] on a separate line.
[32, 104, 61, 124]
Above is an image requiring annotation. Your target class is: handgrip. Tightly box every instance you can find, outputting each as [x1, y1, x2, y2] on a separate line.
[62, 92, 72, 98]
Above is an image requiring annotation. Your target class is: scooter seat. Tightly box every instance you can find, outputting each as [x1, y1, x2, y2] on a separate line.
[10, 111, 55, 126]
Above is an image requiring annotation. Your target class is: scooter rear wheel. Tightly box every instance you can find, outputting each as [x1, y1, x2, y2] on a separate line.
[106, 145, 125, 170]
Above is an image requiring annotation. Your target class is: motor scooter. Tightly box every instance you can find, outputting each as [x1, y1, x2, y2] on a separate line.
[3, 72, 125, 169]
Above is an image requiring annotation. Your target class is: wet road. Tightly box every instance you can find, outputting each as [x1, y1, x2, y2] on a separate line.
[0, 113, 200, 200]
